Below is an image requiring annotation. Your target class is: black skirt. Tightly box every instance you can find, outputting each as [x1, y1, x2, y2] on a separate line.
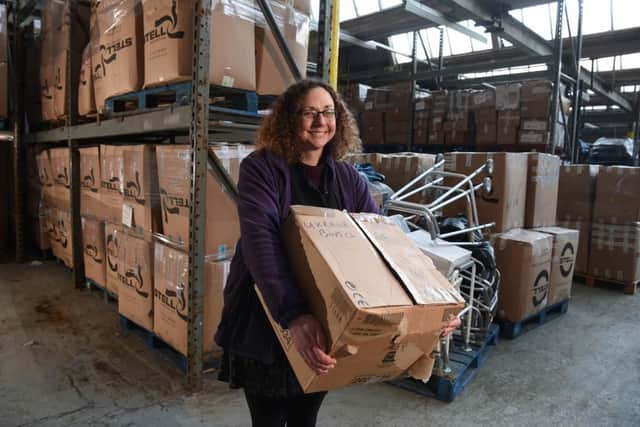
[218, 345, 306, 398]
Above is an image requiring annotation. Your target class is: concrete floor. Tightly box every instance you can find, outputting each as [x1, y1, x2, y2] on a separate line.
[1, 261, 638, 427]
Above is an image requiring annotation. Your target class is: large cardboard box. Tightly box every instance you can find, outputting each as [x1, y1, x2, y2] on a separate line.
[82, 216, 107, 287]
[122, 145, 161, 233]
[534, 226, 579, 305]
[496, 110, 519, 145]
[589, 223, 640, 282]
[558, 219, 590, 275]
[153, 241, 230, 356]
[53, 208, 74, 268]
[359, 111, 384, 145]
[49, 147, 71, 210]
[52, 4, 91, 119]
[155, 145, 242, 255]
[36, 150, 57, 207]
[377, 153, 437, 203]
[118, 230, 154, 330]
[525, 153, 560, 228]
[494, 229, 553, 322]
[520, 80, 552, 119]
[79, 146, 104, 218]
[557, 164, 599, 222]
[100, 144, 124, 223]
[444, 152, 528, 233]
[592, 166, 640, 225]
[255, 1, 309, 95]
[496, 83, 521, 111]
[258, 206, 464, 393]
[93, 0, 144, 113]
[78, 43, 97, 116]
[39, 31, 57, 121]
[518, 130, 549, 145]
[104, 221, 122, 295]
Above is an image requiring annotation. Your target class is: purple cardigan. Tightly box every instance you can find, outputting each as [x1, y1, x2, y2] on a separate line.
[215, 149, 379, 361]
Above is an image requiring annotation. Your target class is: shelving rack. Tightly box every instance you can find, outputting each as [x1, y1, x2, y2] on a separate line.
[12, 0, 338, 389]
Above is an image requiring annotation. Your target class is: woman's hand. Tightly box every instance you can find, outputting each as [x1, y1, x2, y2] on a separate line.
[441, 316, 462, 338]
[288, 314, 337, 375]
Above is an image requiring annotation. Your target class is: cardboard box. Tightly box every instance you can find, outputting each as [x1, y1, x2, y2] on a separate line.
[343, 152, 381, 169]
[49, 147, 71, 210]
[359, 111, 384, 145]
[82, 216, 106, 287]
[494, 229, 553, 322]
[210, 143, 254, 186]
[118, 230, 154, 330]
[155, 145, 241, 255]
[121, 144, 161, 233]
[445, 130, 472, 146]
[589, 223, 640, 282]
[521, 119, 548, 132]
[79, 146, 104, 219]
[518, 131, 549, 145]
[52, 4, 91, 119]
[525, 153, 560, 228]
[255, 1, 308, 95]
[104, 221, 122, 295]
[78, 43, 97, 116]
[153, 241, 230, 356]
[45, 207, 61, 257]
[377, 153, 437, 203]
[100, 144, 124, 223]
[475, 121, 497, 146]
[444, 152, 528, 233]
[558, 220, 590, 275]
[53, 208, 74, 268]
[36, 150, 57, 207]
[521, 99, 551, 119]
[496, 83, 521, 111]
[39, 31, 57, 121]
[496, 110, 519, 145]
[142, 0, 256, 90]
[520, 80, 553, 101]
[592, 166, 640, 225]
[557, 165, 599, 222]
[470, 89, 495, 109]
[93, 0, 144, 113]
[258, 206, 464, 393]
[534, 226, 579, 305]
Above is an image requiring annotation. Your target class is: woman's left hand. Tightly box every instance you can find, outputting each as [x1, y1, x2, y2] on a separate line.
[441, 317, 462, 338]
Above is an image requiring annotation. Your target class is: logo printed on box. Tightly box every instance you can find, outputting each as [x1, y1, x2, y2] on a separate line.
[119, 265, 149, 298]
[559, 242, 575, 277]
[95, 37, 134, 80]
[83, 167, 97, 192]
[106, 234, 118, 273]
[124, 171, 145, 204]
[160, 188, 189, 221]
[532, 270, 549, 307]
[155, 285, 188, 321]
[144, 2, 185, 42]
[85, 244, 103, 264]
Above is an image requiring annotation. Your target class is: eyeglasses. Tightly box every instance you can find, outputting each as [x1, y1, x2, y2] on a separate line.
[299, 109, 336, 121]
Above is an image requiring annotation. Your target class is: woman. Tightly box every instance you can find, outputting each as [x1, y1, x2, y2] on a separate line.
[215, 80, 460, 427]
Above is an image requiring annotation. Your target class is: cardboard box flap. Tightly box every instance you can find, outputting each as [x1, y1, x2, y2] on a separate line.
[350, 213, 464, 306]
[289, 206, 413, 308]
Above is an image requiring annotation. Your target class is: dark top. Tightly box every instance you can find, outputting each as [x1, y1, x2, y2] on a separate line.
[214, 149, 380, 365]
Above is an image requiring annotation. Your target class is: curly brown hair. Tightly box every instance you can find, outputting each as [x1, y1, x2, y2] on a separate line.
[256, 79, 362, 163]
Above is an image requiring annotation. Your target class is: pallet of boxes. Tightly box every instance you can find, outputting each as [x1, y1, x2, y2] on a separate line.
[443, 151, 580, 338]
[558, 165, 640, 294]
[91, 142, 252, 361]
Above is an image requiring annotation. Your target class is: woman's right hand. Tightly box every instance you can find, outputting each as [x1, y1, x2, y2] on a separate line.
[288, 314, 337, 375]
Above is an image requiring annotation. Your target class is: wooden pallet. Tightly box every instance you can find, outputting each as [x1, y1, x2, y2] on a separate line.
[104, 82, 260, 117]
[119, 315, 219, 374]
[497, 299, 569, 339]
[575, 274, 638, 295]
[388, 324, 499, 402]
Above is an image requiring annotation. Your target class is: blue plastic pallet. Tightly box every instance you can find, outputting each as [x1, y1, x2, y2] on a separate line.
[119, 314, 219, 374]
[104, 82, 259, 116]
[389, 324, 499, 402]
[497, 299, 569, 339]
[86, 279, 117, 303]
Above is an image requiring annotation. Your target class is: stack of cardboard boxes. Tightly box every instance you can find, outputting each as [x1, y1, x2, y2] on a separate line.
[413, 96, 431, 146]
[428, 90, 447, 145]
[443, 152, 578, 323]
[496, 84, 521, 145]
[589, 167, 640, 284]
[519, 80, 552, 145]
[471, 89, 497, 146]
[35, 142, 244, 358]
[444, 90, 473, 145]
